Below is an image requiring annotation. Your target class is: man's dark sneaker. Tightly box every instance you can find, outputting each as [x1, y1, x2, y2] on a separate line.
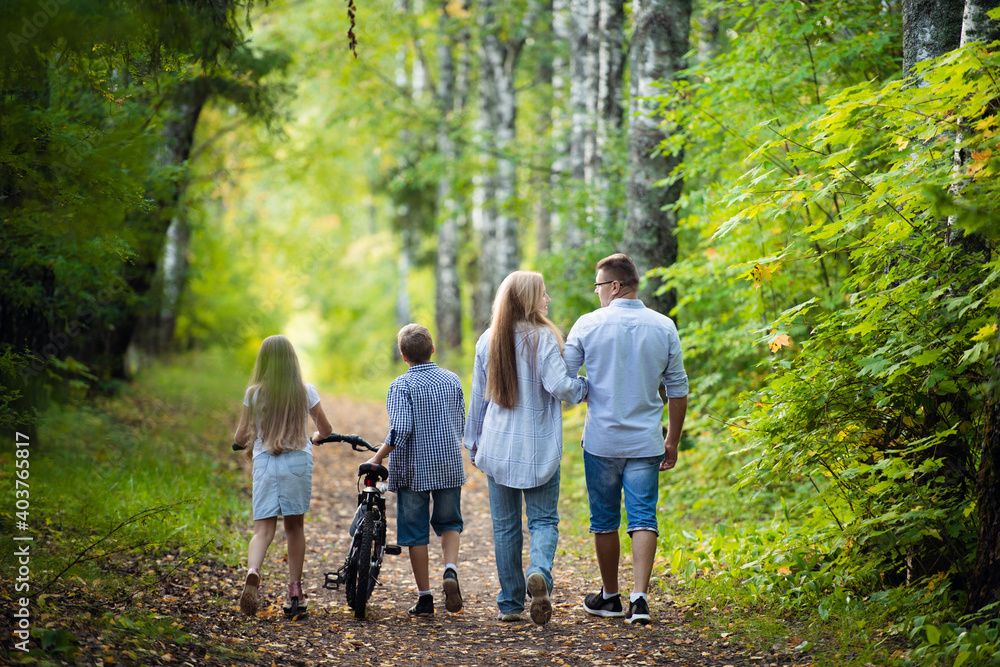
[583, 589, 625, 618]
[408, 594, 434, 616]
[625, 596, 651, 625]
[443, 568, 463, 612]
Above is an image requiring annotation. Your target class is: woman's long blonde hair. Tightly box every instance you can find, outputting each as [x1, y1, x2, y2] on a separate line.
[486, 271, 563, 410]
[235, 335, 308, 456]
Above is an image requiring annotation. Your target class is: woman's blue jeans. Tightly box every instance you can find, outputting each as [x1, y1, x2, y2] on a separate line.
[486, 469, 560, 614]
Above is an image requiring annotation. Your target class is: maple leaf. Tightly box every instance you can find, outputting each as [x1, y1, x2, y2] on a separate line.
[973, 323, 997, 341]
[769, 334, 792, 353]
[745, 263, 776, 290]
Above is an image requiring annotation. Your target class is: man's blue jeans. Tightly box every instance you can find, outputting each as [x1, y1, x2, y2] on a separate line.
[486, 470, 561, 615]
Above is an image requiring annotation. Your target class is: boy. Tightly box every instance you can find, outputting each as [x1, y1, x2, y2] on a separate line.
[368, 323, 467, 616]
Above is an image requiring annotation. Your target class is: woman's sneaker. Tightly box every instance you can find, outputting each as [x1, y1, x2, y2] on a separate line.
[583, 589, 625, 617]
[625, 596, 651, 625]
[526, 573, 552, 625]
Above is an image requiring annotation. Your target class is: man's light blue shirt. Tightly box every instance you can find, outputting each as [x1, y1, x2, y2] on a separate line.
[564, 299, 688, 459]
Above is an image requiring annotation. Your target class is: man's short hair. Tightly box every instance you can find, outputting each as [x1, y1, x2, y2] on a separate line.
[596, 253, 640, 288]
[397, 323, 434, 364]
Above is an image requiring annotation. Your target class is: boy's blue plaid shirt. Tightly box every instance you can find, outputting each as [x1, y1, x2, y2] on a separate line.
[384, 362, 466, 493]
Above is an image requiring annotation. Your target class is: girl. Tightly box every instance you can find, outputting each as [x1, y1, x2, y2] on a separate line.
[464, 271, 588, 625]
[234, 335, 333, 619]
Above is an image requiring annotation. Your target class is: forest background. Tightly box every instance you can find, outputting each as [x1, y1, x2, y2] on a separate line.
[2, 0, 1000, 664]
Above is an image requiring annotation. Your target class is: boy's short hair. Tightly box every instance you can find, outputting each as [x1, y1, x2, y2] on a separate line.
[596, 252, 640, 288]
[397, 324, 434, 364]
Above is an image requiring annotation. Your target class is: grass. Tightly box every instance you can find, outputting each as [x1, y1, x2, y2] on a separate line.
[0, 348, 254, 664]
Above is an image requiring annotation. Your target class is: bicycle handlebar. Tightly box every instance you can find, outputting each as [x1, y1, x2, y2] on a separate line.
[315, 432, 378, 452]
[231, 432, 378, 453]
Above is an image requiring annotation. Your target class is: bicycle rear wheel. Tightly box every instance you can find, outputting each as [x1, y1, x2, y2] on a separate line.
[346, 507, 377, 618]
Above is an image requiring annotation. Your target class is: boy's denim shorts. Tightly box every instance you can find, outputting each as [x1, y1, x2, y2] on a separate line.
[395, 486, 464, 546]
[583, 450, 661, 535]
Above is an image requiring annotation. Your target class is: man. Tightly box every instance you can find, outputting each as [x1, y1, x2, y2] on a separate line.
[564, 252, 688, 626]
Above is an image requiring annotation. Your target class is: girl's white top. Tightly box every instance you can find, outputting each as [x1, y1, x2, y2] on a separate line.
[244, 383, 321, 459]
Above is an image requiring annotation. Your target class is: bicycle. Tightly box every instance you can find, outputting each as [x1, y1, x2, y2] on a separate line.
[231, 432, 401, 620]
[315, 432, 402, 618]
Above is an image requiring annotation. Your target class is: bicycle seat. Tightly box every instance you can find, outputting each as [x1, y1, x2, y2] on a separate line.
[358, 462, 389, 481]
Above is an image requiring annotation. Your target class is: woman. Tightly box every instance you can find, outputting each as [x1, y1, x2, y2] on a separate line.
[464, 271, 588, 624]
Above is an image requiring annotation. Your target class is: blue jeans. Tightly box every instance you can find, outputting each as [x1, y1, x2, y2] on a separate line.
[583, 451, 661, 534]
[487, 470, 560, 615]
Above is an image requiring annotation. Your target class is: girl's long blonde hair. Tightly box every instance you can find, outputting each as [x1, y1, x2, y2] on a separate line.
[235, 335, 308, 456]
[486, 271, 563, 410]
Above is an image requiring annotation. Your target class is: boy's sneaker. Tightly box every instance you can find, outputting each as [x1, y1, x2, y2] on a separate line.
[443, 568, 463, 612]
[526, 572, 552, 625]
[625, 596, 652, 625]
[408, 594, 434, 616]
[583, 589, 625, 618]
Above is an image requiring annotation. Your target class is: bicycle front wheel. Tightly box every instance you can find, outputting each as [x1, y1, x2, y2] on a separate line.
[346, 507, 377, 619]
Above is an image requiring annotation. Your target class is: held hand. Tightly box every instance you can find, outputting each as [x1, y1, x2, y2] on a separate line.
[311, 430, 322, 445]
[660, 439, 678, 471]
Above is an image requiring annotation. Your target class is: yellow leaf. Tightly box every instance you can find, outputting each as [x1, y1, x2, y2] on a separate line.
[973, 323, 996, 341]
[769, 334, 792, 353]
[445, 0, 471, 17]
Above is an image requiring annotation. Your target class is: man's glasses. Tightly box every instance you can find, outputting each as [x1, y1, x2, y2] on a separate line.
[594, 280, 616, 288]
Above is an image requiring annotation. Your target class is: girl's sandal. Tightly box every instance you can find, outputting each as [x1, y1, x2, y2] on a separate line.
[240, 569, 260, 617]
[282, 580, 309, 620]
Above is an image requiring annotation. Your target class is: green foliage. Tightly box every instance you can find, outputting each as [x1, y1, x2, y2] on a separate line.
[0, 349, 251, 664]
[0, 0, 289, 401]
[0, 349, 249, 578]
[625, 1, 1000, 663]
[901, 614, 1000, 667]
[730, 41, 1000, 587]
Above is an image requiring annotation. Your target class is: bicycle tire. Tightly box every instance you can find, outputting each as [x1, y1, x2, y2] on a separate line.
[344, 537, 360, 609]
[349, 507, 377, 618]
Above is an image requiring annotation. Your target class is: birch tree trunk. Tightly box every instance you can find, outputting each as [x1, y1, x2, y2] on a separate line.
[394, 0, 413, 341]
[696, 8, 721, 63]
[567, 0, 589, 248]
[961, 0, 1000, 615]
[472, 58, 499, 332]
[583, 0, 600, 204]
[902, 0, 964, 77]
[623, 0, 691, 317]
[474, 0, 537, 330]
[595, 0, 624, 227]
[534, 0, 556, 256]
[970, 311, 1000, 613]
[946, 0, 999, 253]
[435, 0, 462, 350]
[900, 0, 970, 585]
[549, 0, 570, 251]
[126, 79, 208, 369]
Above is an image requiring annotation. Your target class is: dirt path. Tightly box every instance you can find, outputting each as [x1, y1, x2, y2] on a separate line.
[188, 396, 802, 667]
